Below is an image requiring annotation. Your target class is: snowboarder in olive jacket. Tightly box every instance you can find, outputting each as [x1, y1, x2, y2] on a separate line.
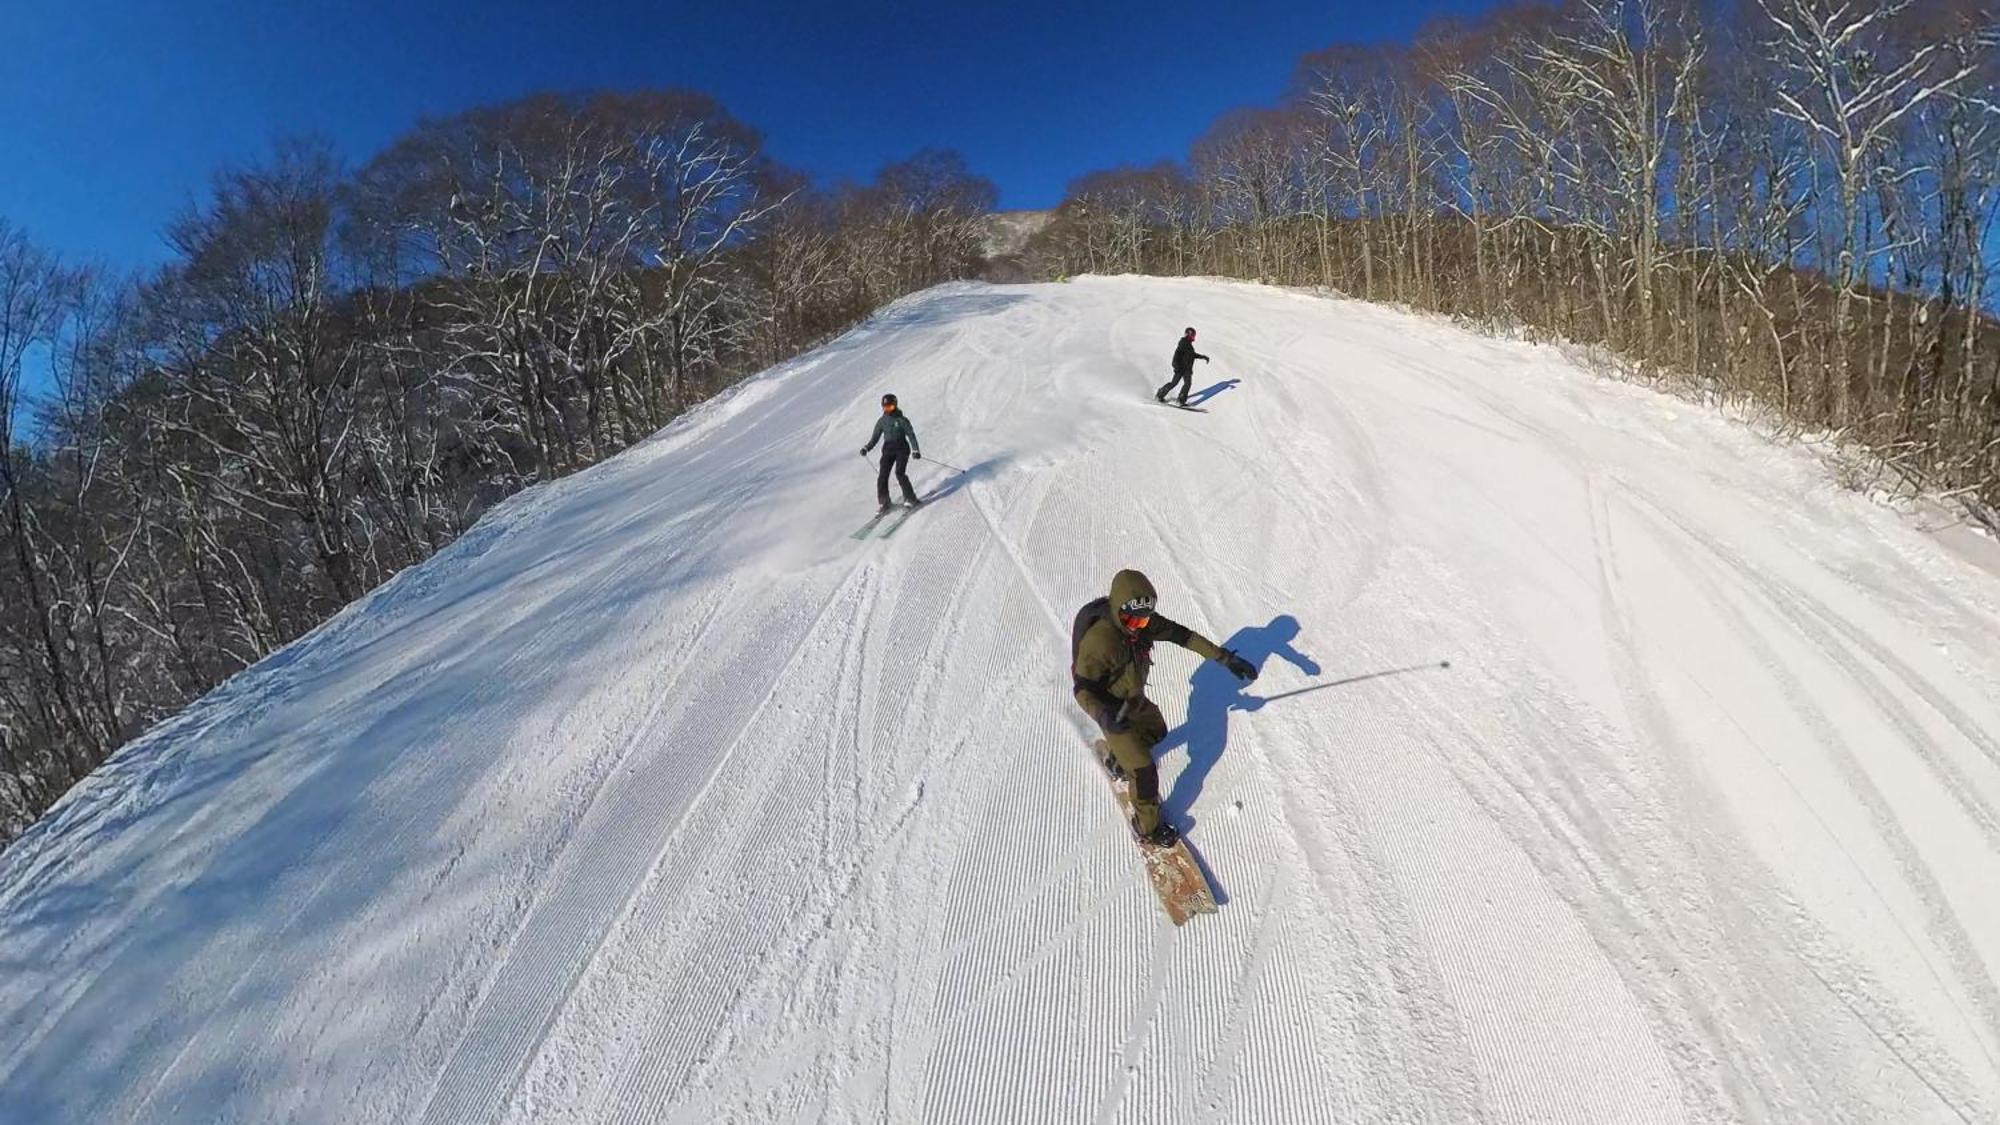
[1155, 327, 1208, 405]
[861, 393, 922, 512]
[1072, 568, 1257, 847]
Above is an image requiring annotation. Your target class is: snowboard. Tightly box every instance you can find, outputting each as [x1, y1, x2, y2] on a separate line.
[1090, 740, 1218, 926]
[1148, 399, 1208, 413]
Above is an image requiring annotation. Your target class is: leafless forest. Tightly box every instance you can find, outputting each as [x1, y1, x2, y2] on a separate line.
[1030, 0, 1999, 503]
[0, 92, 996, 842]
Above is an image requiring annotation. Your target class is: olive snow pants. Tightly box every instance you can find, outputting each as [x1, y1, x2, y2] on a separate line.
[1079, 693, 1170, 832]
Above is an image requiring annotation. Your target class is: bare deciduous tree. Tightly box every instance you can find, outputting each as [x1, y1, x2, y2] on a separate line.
[0, 96, 999, 848]
[1029, 0, 1999, 515]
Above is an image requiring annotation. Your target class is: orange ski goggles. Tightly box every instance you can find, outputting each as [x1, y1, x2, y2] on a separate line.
[1118, 596, 1155, 632]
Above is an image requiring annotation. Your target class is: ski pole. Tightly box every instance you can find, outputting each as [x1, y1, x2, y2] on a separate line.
[924, 456, 969, 474]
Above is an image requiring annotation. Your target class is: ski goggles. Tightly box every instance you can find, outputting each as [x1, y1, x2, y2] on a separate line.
[1118, 596, 1155, 631]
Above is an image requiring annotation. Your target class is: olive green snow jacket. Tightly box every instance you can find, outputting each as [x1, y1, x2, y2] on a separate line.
[1072, 569, 1223, 719]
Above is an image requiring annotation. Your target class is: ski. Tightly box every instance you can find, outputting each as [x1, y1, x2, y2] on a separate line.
[1089, 739, 1218, 926]
[851, 501, 925, 541]
[850, 510, 895, 540]
[878, 501, 927, 539]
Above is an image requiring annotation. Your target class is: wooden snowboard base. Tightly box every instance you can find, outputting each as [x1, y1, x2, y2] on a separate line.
[1090, 740, 1219, 926]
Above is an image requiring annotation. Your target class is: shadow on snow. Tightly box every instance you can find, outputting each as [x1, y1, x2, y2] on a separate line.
[1185, 378, 1242, 406]
[1156, 615, 1451, 832]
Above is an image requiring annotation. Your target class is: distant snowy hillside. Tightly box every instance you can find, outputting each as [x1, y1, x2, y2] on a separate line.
[979, 208, 1051, 258]
[2, 277, 1996, 1123]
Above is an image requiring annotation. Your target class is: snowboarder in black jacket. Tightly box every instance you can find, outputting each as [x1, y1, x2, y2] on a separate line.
[1156, 327, 1208, 405]
[861, 393, 922, 512]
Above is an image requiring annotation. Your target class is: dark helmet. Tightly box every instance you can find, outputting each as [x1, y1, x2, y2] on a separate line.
[1184, 326, 1197, 338]
[881, 393, 898, 408]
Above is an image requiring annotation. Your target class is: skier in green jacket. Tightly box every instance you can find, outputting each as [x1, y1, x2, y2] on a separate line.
[861, 392, 922, 513]
[1071, 569, 1257, 847]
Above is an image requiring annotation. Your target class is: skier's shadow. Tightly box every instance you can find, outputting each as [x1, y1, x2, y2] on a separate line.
[1185, 378, 1242, 406]
[1158, 614, 1320, 827]
[916, 454, 1004, 503]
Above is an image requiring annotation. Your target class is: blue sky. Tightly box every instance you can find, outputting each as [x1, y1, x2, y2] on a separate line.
[3, 0, 1508, 271]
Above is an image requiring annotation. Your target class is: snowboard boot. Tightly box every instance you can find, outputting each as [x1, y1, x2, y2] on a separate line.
[1132, 815, 1179, 848]
[1128, 763, 1173, 845]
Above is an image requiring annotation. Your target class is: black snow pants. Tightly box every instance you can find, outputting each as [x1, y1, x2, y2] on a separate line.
[877, 442, 917, 506]
[1156, 369, 1193, 404]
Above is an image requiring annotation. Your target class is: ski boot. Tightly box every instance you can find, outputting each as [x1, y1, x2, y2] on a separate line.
[1132, 815, 1179, 849]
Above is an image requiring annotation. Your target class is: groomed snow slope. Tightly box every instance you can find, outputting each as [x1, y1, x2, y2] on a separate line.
[3, 276, 1999, 1124]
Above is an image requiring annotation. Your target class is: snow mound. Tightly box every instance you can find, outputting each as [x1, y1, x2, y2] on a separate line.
[2, 277, 1997, 1123]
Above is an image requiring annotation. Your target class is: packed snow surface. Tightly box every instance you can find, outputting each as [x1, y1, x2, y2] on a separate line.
[2, 277, 1998, 1124]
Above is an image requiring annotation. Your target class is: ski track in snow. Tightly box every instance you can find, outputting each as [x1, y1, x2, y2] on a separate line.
[2, 276, 1999, 1123]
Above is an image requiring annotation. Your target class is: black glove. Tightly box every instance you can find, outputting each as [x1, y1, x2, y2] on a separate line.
[859, 448, 870, 457]
[913, 450, 923, 460]
[1104, 701, 1133, 734]
[1201, 355, 1211, 363]
[1221, 650, 1257, 682]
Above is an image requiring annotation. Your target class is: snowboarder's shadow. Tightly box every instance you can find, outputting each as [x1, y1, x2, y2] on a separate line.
[1158, 614, 1319, 828]
[1185, 378, 1241, 406]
